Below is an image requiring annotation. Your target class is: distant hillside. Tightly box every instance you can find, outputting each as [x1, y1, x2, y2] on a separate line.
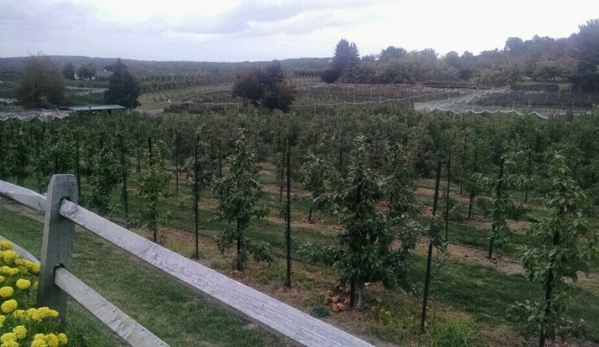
[0, 56, 331, 81]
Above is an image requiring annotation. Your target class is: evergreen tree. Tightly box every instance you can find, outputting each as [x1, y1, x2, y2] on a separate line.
[331, 39, 361, 82]
[104, 58, 141, 108]
[332, 39, 351, 75]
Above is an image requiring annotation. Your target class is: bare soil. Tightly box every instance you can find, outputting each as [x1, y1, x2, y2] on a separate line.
[416, 187, 471, 203]
[261, 184, 312, 198]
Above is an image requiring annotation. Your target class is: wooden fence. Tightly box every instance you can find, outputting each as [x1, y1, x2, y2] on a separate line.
[0, 175, 373, 347]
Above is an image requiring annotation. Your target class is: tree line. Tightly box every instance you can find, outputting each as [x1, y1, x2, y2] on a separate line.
[321, 19, 599, 91]
[11, 55, 141, 109]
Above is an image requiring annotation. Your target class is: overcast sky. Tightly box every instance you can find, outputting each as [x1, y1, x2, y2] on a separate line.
[1, 0, 598, 62]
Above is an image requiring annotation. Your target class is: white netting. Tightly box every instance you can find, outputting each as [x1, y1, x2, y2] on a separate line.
[0, 110, 72, 121]
[413, 86, 587, 119]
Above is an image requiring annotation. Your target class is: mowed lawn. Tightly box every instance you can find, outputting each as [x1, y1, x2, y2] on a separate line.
[0, 201, 282, 347]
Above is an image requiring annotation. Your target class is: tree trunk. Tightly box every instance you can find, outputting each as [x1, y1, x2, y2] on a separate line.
[432, 160, 442, 216]
[539, 231, 560, 347]
[489, 160, 504, 259]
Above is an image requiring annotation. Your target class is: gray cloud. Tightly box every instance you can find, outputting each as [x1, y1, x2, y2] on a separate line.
[163, 0, 382, 35]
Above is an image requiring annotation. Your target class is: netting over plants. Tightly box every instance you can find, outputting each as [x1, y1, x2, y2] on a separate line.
[0, 110, 71, 121]
[414, 86, 594, 119]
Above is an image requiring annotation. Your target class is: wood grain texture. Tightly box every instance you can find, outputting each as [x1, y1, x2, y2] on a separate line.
[54, 268, 169, 347]
[59, 200, 373, 347]
[38, 174, 78, 327]
[0, 180, 46, 212]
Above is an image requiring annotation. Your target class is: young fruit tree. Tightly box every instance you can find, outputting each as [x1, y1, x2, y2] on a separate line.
[301, 151, 329, 222]
[473, 151, 528, 259]
[212, 132, 271, 271]
[512, 151, 599, 346]
[137, 138, 171, 243]
[323, 136, 414, 308]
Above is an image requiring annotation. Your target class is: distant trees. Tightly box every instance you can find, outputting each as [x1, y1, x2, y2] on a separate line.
[231, 61, 296, 112]
[104, 58, 141, 109]
[77, 63, 97, 80]
[572, 19, 599, 92]
[316, 19, 599, 87]
[321, 39, 361, 83]
[379, 46, 407, 62]
[15, 54, 65, 108]
[62, 62, 75, 80]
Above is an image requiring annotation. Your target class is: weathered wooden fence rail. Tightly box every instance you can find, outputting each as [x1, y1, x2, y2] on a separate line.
[0, 175, 373, 347]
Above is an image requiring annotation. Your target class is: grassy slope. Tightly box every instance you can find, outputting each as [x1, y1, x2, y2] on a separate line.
[0, 202, 282, 347]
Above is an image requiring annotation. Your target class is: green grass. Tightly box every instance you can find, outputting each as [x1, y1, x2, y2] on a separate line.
[4, 165, 599, 345]
[406, 255, 599, 341]
[0, 203, 282, 346]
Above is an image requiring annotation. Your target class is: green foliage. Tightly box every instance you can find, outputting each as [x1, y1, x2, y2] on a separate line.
[61, 62, 75, 80]
[320, 69, 340, 83]
[212, 132, 271, 271]
[331, 39, 360, 82]
[85, 133, 120, 214]
[321, 137, 417, 305]
[472, 151, 529, 256]
[104, 58, 141, 108]
[137, 139, 171, 241]
[16, 54, 65, 108]
[4, 124, 30, 185]
[301, 151, 330, 221]
[77, 63, 97, 80]
[231, 61, 296, 112]
[386, 143, 418, 221]
[515, 151, 599, 343]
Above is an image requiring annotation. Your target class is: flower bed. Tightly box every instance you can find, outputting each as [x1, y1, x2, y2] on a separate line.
[0, 241, 67, 347]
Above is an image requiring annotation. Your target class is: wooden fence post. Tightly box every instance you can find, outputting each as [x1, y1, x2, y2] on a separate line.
[37, 174, 78, 328]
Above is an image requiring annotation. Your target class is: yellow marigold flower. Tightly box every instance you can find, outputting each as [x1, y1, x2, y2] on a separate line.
[31, 263, 40, 274]
[46, 333, 59, 347]
[2, 250, 18, 263]
[38, 307, 58, 319]
[0, 315, 5, 327]
[15, 279, 30, 290]
[0, 241, 13, 250]
[1, 266, 18, 276]
[27, 308, 41, 321]
[33, 281, 38, 290]
[0, 276, 4, 283]
[33, 334, 45, 340]
[12, 325, 26, 339]
[1, 299, 17, 313]
[12, 310, 24, 318]
[0, 286, 14, 298]
[57, 333, 67, 345]
[0, 332, 16, 343]
[32, 340, 48, 347]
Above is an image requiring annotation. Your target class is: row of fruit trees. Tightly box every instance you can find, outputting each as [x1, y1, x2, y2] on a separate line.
[1, 104, 599, 345]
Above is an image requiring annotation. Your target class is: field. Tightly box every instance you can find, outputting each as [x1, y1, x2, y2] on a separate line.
[1, 90, 599, 346]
